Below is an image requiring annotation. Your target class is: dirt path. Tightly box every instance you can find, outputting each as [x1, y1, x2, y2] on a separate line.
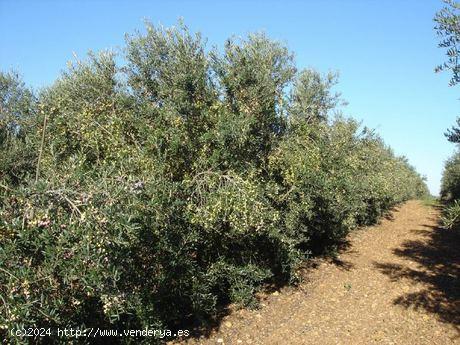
[175, 201, 460, 345]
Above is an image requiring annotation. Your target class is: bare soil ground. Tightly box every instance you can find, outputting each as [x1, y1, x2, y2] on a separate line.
[172, 201, 460, 345]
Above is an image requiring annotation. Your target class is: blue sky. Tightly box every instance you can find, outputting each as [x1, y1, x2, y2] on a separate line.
[0, 0, 458, 195]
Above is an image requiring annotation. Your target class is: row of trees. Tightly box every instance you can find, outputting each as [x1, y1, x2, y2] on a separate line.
[0, 22, 428, 343]
[436, 1, 460, 226]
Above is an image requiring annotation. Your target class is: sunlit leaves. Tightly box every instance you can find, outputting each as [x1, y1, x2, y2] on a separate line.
[0, 21, 429, 344]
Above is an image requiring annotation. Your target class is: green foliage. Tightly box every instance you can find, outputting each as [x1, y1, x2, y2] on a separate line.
[435, 0, 460, 87]
[210, 32, 296, 166]
[289, 69, 343, 123]
[441, 199, 460, 228]
[0, 22, 428, 344]
[435, 1, 460, 144]
[441, 151, 460, 200]
[0, 71, 37, 186]
[440, 150, 460, 229]
[421, 195, 440, 207]
[445, 117, 460, 143]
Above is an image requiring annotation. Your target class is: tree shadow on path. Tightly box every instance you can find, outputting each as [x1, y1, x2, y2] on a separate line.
[374, 217, 460, 338]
